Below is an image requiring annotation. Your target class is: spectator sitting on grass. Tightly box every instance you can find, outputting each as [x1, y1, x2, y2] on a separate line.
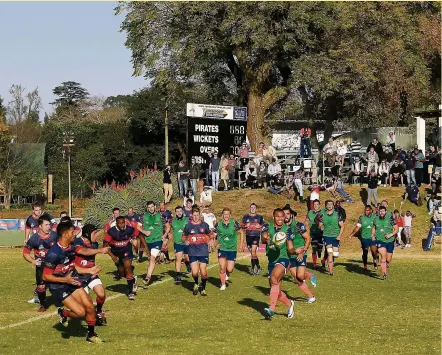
[427, 194, 441, 216]
[401, 182, 422, 207]
[199, 186, 213, 207]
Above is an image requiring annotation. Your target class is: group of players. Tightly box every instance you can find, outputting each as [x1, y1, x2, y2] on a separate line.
[22, 194, 400, 341]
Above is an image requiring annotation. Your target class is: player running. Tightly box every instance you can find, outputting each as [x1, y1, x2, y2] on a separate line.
[125, 207, 142, 258]
[159, 202, 173, 264]
[213, 208, 242, 290]
[348, 205, 378, 270]
[316, 200, 344, 276]
[43, 221, 106, 343]
[74, 224, 109, 325]
[305, 199, 323, 269]
[182, 207, 215, 296]
[372, 206, 398, 280]
[104, 216, 148, 299]
[261, 208, 296, 320]
[23, 215, 58, 311]
[170, 206, 191, 283]
[104, 207, 121, 233]
[137, 201, 170, 286]
[241, 203, 264, 275]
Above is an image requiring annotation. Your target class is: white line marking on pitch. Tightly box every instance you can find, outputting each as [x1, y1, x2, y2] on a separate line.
[0, 254, 250, 330]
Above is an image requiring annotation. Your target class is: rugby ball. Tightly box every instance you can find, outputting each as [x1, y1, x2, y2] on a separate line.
[272, 231, 287, 246]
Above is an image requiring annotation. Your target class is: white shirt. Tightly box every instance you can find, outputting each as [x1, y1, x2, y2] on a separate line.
[202, 212, 217, 230]
[403, 215, 413, 227]
[267, 163, 282, 176]
[183, 196, 195, 206]
[386, 134, 395, 145]
[199, 190, 212, 204]
[323, 143, 336, 154]
[337, 145, 347, 156]
[378, 163, 389, 175]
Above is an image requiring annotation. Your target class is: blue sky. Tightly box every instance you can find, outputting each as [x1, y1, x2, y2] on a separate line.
[0, 1, 146, 116]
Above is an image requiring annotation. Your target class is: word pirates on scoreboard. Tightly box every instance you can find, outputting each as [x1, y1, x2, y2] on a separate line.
[186, 104, 247, 166]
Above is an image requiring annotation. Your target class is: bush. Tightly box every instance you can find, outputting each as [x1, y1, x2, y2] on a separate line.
[84, 170, 178, 226]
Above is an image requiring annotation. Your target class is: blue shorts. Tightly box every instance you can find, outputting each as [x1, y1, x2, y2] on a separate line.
[246, 235, 260, 248]
[376, 241, 395, 254]
[189, 255, 209, 264]
[218, 250, 237, 261]
[49, 284, 80, 303]
[289, 254, 308, 268]
[174, 243, 188, 254]
[268, 258, 290, 276]
[311, 234, 324, 247]
[148, 241, 163, 252]
[112, 248, 134, 262]
[360, 238, 376, 249]
[323, 237, 340, 248]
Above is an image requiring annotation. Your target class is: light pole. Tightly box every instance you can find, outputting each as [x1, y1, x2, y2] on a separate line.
[165, 102, 169, 165]
[62, 133, 74, 217]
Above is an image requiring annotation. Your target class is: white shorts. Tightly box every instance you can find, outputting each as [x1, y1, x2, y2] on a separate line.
[84, 278, 103, 294]
[150, 248, 161, 258]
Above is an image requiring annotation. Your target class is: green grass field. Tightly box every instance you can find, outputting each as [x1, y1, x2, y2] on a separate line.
[0, 231, 24, 247]
[0, 248, 440, 355]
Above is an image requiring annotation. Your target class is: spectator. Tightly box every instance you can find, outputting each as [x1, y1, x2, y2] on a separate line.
[199, 186, 213, 207]
[299, 127, 312, 158]
[367, 169, 379, 206]
[386, 131, 395, 153]
[378, 159, 390, 187]
[428, 194, 441, 215]
[336, 141, 348, 166]
[245, 161, 258, 188]
[350, 156, 364, 185]
[365, 147, 379, 175]
[367, 138, 383, 160]
[424, 207, 441, 251]
[402, 182, 422, 206]
[183, 190, 195, 207]
[393, 146, 407, 164]
[401, 210, 416, 248]
[220, 154, 230, 191]
[430, 170, 441, 194]
[323, 137, 337, 167]
[256, 161, 268, 188]
[427, 145, 439, 174]
[238, 142, 250, 170]
[383, 143, 393, 162]
[335, 200, 347, 222]
[293, 167, 305, 203]
[163, 165, 173, 203]
[189, 157, 201, 197]
[389, 160, 404, 187]
[334, 176, 355, 203]
[393, 209, 404, 247]
[307, 183, 321, 210]
[210, 152, 221, 190]
[177, 160, 189, 197]
[228, 154, 237, 190]
[414, 148, 425, 187]
[350, 137, 362, 160]
[267, 158, 282, 187]
[404, 151, 416, 186]
[202, 152, 212, 186]
[201, 205, 216, 252]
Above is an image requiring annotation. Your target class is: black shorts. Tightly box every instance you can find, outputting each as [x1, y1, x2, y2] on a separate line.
[310, 234, 324, 248]
[35, 266, 45, 286]
[246, 235, 260, 248]
[49, 284, 81, 303]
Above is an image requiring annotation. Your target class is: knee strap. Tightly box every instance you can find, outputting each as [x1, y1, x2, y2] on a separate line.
[333, 251, 339, 257]
[327, 247, 333, 253]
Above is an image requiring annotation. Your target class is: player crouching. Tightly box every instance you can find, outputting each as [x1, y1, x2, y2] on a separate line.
[43, 221, 108, 343]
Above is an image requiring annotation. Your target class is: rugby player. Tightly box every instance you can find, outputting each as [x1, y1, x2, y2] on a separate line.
[348, 205, 378, 270]
[213, 208, 242, 290]
[170, 206, 191, 283]
[158, 202, 173, 264]
[137, 201, 170, 286]
[241, 203, 264, 275]
[104, 207, 121, 233]
[316, 200, 344, 276]
[125, 207, 143, 259]
[43, 221, 106, 343]
[74, 224, 109, 324]
[261, 208, 295, 320]
[305, 200, 323, 269]
[104, 216, 147, 299]
[23, 215, 58, 311]
[182, 207, 214, 296]
[372, 206, 398, 280]
[183, 199, 194, 219]
[24, 203, 56, 243]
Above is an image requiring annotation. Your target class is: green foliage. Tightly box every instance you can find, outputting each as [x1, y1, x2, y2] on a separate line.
[84, 170, 178, 226]
[51, 81, 89, 108]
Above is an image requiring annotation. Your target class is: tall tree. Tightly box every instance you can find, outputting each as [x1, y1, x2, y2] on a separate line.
[6, 84, 42, 124]
[51, 81, 89, 108]
[118, 2, 441, 149]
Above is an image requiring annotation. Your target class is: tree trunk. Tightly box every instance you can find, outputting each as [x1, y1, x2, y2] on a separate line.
[247, 91, 266, 151]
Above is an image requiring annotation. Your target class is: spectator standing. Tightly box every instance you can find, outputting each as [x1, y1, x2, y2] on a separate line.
[386, 131, 395, 153]
[256, 161, 268, 188]
[367, 138, 383, 160]
[299, 127, 312, 158]
[189, 158, 201, 197]
[163, 165, 173, 203]
[414, 148, 425, 187]
[367, 170, 379, 206]
[404, 151, 416, 186]
[202, 152, 212, 187]
[378, 159, 390, 187]
[389, 160, 404, 187]
[350, 156, 364, 185]
[393, 209, 404, 247]
[293, 167, 305, 203]
[427, 145, 440, 174]
[425, 207, 441, 251]
[238, 142, 250, 170]
[365, 147, 379, 175]
[245, 161, 258, 188]
[393, 147, 407, 164]
[220, 155, 230, 191]
[350, 137, 362, 161]
[177, 160, 189, 197]
[267, 158, 282, 187]
[402, 210, 416, 248]
[336, 141, 348, 166]
[323, 138, 337, 167]
[228, 154, 237, 189]
[210, 152, 221, 190]
[430, 170, 441, 194]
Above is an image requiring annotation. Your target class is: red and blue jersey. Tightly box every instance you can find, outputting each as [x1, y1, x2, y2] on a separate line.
[182, 221, 212, 256]
[160, 209, 173, 225]
[23, 231, 58, 262]
[73, 237, 98, 268]
[104, 225, 139, 254]
[25, 215, 39, 235]
[43, 242, 78, 289]
[125, 213, 142, 227]
[183, 208, 193, 219]
[241, 214, 265, 237]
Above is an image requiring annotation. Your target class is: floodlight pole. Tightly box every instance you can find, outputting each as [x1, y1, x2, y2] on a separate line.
[63, 136, 74, 217]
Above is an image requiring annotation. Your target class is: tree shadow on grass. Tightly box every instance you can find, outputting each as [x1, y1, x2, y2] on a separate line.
[53, 318, 86, 339]
[237, 297, 268, 317]
[105, 283, 129, 295]
[234, 263, 251, 274]
[335, 261, 379, 279]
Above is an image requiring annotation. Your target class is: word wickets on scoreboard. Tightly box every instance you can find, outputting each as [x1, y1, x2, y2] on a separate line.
[186, 103, 247, 165]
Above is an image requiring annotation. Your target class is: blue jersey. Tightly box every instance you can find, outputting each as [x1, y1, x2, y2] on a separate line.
[183, 221, 212, 257]
[183, 208, 193, 219]
[104, 225, 138, 254]
[44, 242, 78, 290]
[73, 237, 98, 268]
[160, 210, 173, 225]
[241, 214, 265, 237]
[125, 214, 142, 225]
[26, 213, 56, 235]
[24, 231, 58, 262]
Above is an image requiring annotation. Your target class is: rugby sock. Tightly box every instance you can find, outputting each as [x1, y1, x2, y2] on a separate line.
[220, 271, 226, 286]
[277, 290, 292, 307]
[164, 250, 170, 261]
[317, 250, 322, 258]
[298, 281, 313, 297]
[255, 257, 260, 267]
[250, 257, 255, 269]
[304, 271, 312, 280]
[201, 274, 208, 290]
[362, 250, 368, 266]
[85, 317, 96, 336]
[381, 262, 387, 274]
[328, 261, 334, 273]
[96, 297, 105, 313]
[193, 275, 199, 285]
[312, 253, 318, 267]
[127, 278, 135, 293]
[37, 291, 46, 307]
[138, 250, 144, 259]
[269, 284, 280, 311]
